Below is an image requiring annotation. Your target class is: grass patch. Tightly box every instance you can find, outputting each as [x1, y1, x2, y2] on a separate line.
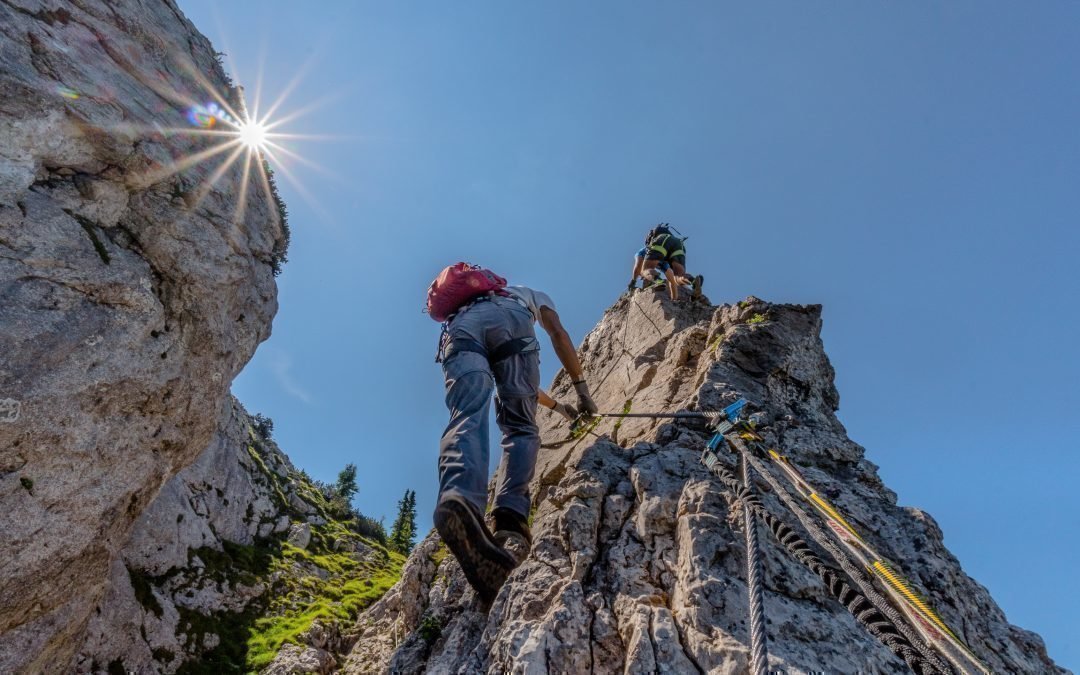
[707, 333, 724, 354]
[611, 399, 633, 434]
[243, 539, 402, 671]
[747, 313, 766, 325]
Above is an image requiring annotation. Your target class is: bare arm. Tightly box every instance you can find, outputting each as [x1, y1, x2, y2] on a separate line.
[537, 389, 556, 409]
[539, 306, 584, 382]
[629, 255, 644, 284]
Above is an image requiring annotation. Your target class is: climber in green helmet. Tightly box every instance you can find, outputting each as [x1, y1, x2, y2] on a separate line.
[628, 223, 703, 301]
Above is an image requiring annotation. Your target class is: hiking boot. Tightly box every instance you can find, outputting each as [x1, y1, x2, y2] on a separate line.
[491, 507, 532, 566]
[691, 275, 704, 299]
[434, 497, 516, 605]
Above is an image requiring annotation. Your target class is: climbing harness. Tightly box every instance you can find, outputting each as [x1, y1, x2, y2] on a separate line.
[548, 400, 991, 675]
[434, 293, 537, 364]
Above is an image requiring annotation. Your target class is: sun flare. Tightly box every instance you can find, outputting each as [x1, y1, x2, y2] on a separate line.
[236, 119, 270, 151]
[100, 35, 345, 232]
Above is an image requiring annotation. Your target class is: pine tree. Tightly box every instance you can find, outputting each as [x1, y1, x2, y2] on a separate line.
[334, 463, 358, 502]
[389, 489, 417, 554]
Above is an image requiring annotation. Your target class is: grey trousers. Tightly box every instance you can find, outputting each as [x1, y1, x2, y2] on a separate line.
[438, 298, 540, 518]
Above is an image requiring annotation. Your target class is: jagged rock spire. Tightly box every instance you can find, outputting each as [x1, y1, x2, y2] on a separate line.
[340, 292, 1064, 674]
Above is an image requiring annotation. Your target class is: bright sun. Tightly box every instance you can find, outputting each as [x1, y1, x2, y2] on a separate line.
[236, 119, 269, 151]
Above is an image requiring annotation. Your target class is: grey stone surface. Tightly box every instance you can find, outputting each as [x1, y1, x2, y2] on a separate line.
[72, 399, 306, 673]
[289, 522, 313, 550]
[341, 292, 1068, 675]
[0, 1, 282, 672]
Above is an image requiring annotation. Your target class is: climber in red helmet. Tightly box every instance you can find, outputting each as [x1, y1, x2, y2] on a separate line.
[426, 263, 598, 605]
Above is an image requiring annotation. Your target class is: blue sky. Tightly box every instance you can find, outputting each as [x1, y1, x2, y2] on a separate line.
[179, 2, 1078, 667]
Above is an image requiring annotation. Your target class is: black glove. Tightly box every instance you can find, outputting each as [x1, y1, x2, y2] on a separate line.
[627, 279, 637, 292]
[551, 401, 578, 421]
[573, 380, 598, 416]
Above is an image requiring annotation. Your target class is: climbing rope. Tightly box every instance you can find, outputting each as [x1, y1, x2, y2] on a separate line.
[737, 452, 770, 675]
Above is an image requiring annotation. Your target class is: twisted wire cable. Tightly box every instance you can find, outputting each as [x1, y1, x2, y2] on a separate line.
[741, 450, 956, 675]
[739, 454, 770, 675]
[702, 453, 948, 675]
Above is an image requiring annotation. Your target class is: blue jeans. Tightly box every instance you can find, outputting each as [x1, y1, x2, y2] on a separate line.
[438, 298, 540, 518]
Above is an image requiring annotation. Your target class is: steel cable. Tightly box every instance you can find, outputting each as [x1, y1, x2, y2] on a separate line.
[740, 449, 956, 675]
[739, 454, 770, 675]
[702, 452, 949, 675]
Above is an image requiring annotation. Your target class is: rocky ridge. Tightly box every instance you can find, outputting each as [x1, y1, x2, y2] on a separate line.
[341, 291, 1066, 674]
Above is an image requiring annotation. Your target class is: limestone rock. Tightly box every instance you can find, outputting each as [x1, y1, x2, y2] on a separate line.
[264, 643, 337, 675]
[288, 522, 313, 549]
[341, 291, 1068, 674]
[0, 1, 284, 672]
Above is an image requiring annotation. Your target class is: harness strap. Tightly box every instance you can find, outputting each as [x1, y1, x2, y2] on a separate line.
[439, 335, 539, 366]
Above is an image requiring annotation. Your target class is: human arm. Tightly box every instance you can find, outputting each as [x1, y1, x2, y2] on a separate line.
[628, 255, 644, 290]
[539, 306, 598, 415]
[538, 389, 577, 421]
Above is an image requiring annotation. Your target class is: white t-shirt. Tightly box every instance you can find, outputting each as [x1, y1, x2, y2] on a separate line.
[505, 286, 556, 324]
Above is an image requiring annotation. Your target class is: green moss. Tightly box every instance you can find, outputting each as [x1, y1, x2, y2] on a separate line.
[430, 541, 449, 567]
[153, 452, 405, 672]
[246, 445, 290, 509]
[190, 539, 276, 585]
[128, 566, 163, 618]
[226, 526, 404, 671]
[611, 399, 633, 434]
[175, 604, 259, 675]
[418, 614, 442, 645]
[747, 313, 766, 325]
[243, 551, 401, 671]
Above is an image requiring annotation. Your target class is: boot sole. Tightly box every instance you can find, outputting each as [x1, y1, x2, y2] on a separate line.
[434, 498, 516, 605]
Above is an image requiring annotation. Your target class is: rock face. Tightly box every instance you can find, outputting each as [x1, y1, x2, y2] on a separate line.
[0, 1, 283, 672]
[341, 292, 1067, 674]
[74, 398, 402, 674]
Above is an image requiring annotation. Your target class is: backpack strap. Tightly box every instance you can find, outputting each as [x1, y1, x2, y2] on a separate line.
[648, 233, 672, 256]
